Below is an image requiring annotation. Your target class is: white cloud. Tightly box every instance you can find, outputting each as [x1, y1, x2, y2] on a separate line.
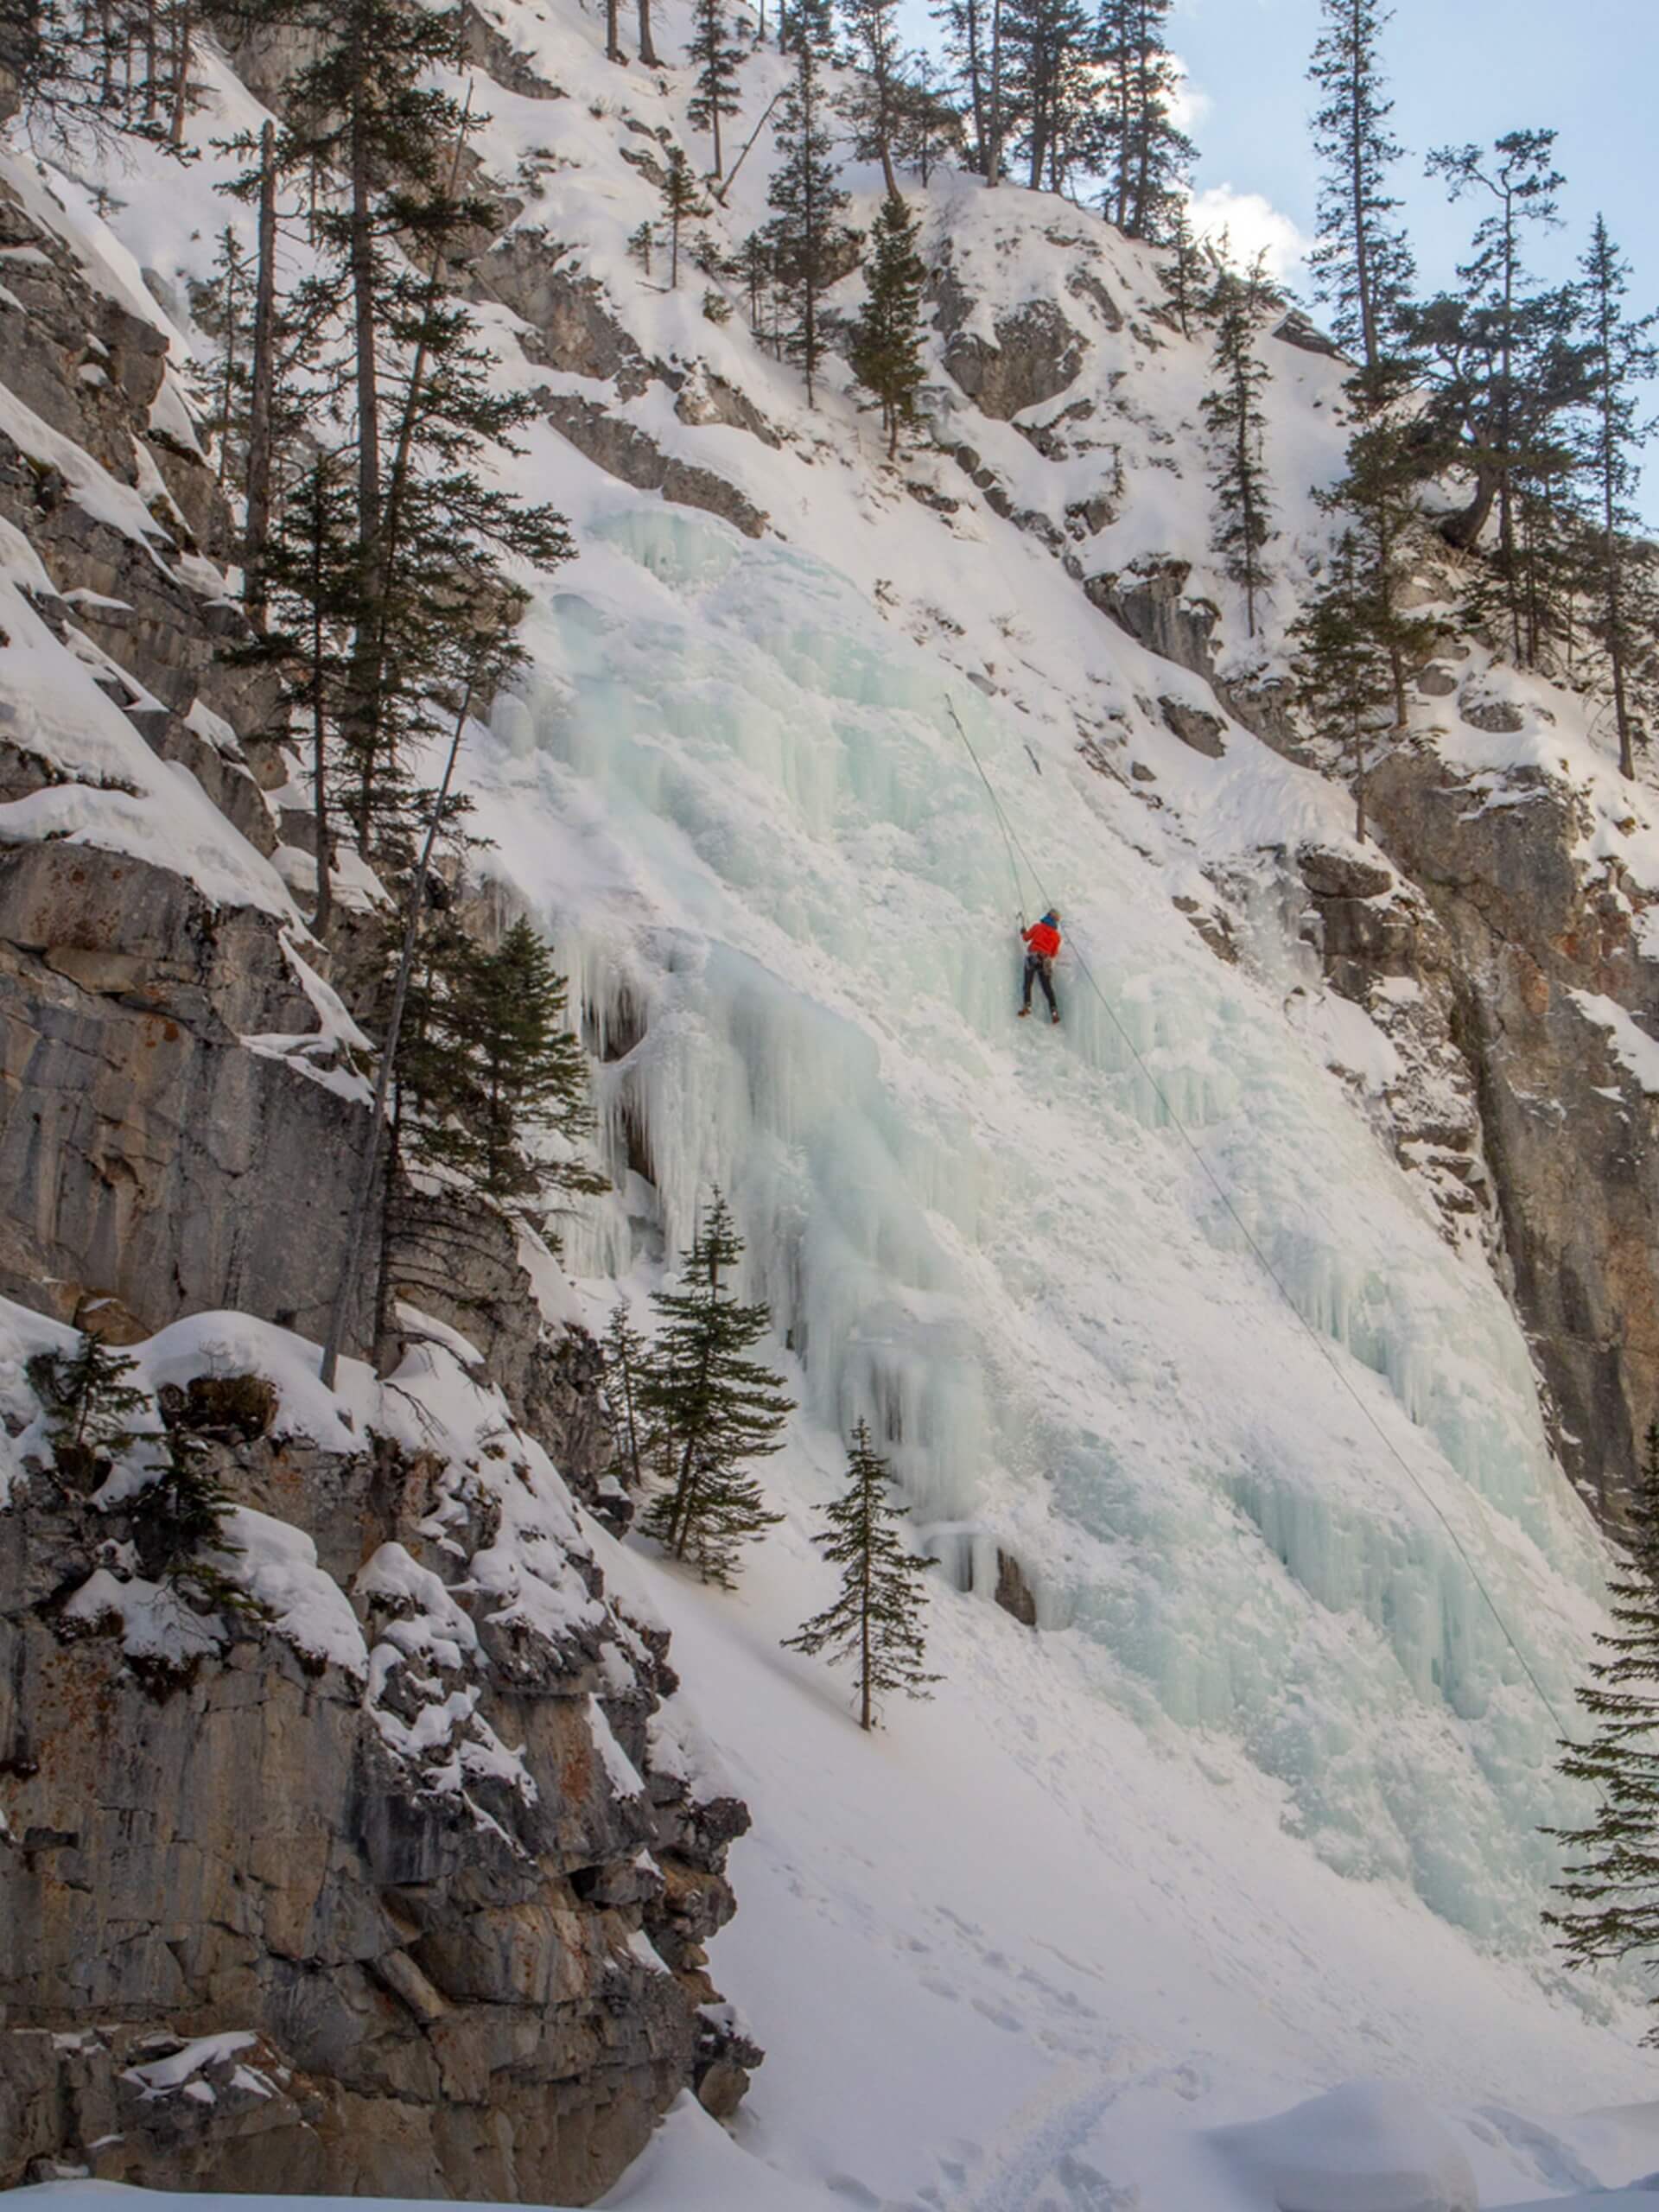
[1186, 184, 1312, 283]
[1168, 56, 1212, 136]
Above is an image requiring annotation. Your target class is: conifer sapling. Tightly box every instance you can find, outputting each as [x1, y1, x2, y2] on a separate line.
[27, 1328, 152, 1490]
[785, 1420, 939, 1729]
[1545, 1421, 1659, 2037]
[639, 1192, 791, 1588]
[850, 190, 926, 458]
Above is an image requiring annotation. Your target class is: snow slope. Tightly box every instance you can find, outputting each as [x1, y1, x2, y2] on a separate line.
[17, 0, 1659, 2199]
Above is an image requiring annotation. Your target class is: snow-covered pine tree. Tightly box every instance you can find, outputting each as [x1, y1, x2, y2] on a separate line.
[1094, 0, 1193, 243]
[1546, 1421, 1659, 2036]
[1306, 0, 1414, 377]
[659, 146, 710, 288]
[638, 1192, 792, 1588]
[850, 190, 926, 457]
[765, 36, 858, 408]
[686, 0, 745, 178]
[1575, 215, 1659, 779]
[784, 1420, 939, 1730]
[1201, 251, 1276, 639]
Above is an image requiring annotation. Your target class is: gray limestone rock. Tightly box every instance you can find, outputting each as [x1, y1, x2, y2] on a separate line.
[541, 393, 767, 537]
[931, 257, 1089, 422]
[0, 1382, 754, 2202]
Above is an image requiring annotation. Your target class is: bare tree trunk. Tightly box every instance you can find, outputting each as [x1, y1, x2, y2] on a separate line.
[985, 0, 1002, 186]
[1353, 715, 1367, 843]
[606, 0, 622, 61]
[1440, 468, 1497, 551]
[215, 245, 236, 487]
[711, 89, 781, 205]
[311, 596, 334, 944]
[636, 0, 660, 67]
[345, 4, 385, 854]
[858, 1551, 872, 1729]
[244, 123, 279, 629]
[167, 0, 190, 144]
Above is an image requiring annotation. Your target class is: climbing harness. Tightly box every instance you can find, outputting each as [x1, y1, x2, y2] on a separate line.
[943, 694, 1584, 1758]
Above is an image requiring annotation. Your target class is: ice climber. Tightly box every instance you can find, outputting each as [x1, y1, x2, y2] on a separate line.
[1019, 910, 1062, 1025]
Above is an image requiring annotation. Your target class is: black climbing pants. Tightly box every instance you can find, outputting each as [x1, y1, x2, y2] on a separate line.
[1022, 954, 1058, 1016]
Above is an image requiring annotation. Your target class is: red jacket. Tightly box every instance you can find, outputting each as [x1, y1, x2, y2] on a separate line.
[1022, 919, 1061, 960]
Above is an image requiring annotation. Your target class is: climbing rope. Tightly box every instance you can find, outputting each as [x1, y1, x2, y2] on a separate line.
[947, 699, 1042, 922]
[944, 695, 1583, 1754]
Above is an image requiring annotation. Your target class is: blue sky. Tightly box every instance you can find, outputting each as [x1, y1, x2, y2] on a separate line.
[895, 0, 1659, 511]
[1173, 0, 1657, 316]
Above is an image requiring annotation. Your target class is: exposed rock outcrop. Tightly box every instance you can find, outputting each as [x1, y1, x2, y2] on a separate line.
[931, 257, 1088, 423]
[541, 393, 768, 538]
[1368, 746, 1659, 1514]
[0, 845, 378, 1354]
[0, 1351, 753, 2199]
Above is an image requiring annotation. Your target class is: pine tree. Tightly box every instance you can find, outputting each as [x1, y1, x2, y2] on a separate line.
[1001, 0, 1086, 194]
[686, 0, 744, 178]
[784, 1421, 939, 1729]
[401, 918, 606, 1228]
[1545, 1421, 1659, 2037]
[187, 225, 257, 488]
[850, 190, 926, 458]
[781, 0, 835, 54]
[1161, 197, 1201, 337]
[1411, 128, 1589, 622]
[1093, 0, 1193, 242]
[238, 0, 576, 861]
[1292, 527, 1397, 842]
[893, 54, 961, 186]
[601, 1299, 656, 1493]
[930, 0, 990, 176]
[1306, 0, 1414, 376]
[659, 147, 709, 289]
[1315, 361, 1435, 735]
[638, 1192, 792, 1588]
[254, 447, 358, 939]
[27, 1329, 151, 1488]
[1201, 251, 1277, 639]
[1575, 216, 1659, 780]
[837, 0, 906, 197]
[765, 38, 858, 409]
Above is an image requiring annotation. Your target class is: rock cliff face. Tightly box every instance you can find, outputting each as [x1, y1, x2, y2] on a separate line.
[0, 101, 754, 2201]
[1368, 738, 1659, 1517]
[0, 1316, 754, 2198]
